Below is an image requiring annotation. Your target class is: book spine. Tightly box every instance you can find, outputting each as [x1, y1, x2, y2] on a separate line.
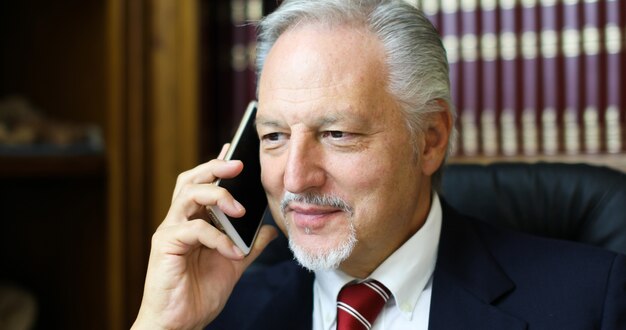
[582, 0, 601, 153]
[459, 0, 480, 155]
[539, 0, 560, 154]
[520, 0, 540, 155]
[441, 0, 468, 155]
[231, 0, 249, 124]
[499, 0, 520, 155]
[604, 0, 624, 153]
[247, 0, 262, 101]
[479, 0, 499, 156]
[421, 0, 442, 30]
[230, 0, 262, 124]
[562, 0, 583, 154]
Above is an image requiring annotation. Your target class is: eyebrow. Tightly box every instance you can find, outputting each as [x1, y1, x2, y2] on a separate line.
[255, 117, 284, 129]
[256, 112, 360, 129]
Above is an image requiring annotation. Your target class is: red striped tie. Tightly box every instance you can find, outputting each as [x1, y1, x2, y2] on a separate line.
[336, 280, 392, 330]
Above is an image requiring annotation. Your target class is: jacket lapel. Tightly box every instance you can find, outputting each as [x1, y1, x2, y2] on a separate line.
[252, 261, 315, 330]
[429, 201, 527, 330]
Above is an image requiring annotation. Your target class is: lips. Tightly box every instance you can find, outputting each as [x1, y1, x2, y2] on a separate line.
[286, 203, 344, 231]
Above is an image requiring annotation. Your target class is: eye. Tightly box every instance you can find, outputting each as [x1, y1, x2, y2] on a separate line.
[322, 131, 347, 139]
[262, 132, 284, 142]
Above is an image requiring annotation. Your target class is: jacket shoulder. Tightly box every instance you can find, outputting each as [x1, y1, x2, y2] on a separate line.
[436, 203, 626, 329]
[206, 260, 314, 330]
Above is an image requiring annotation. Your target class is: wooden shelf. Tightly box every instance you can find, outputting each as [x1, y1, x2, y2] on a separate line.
[449, 153, 626, 173]
[0, 154, 105, 178]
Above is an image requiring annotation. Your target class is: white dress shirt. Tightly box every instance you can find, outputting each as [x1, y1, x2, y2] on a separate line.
[312, 193, 442, 330]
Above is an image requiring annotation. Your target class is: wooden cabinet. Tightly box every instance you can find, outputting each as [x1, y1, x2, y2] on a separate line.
[1, 0, 201, 329]
[1, 1, 108, 329]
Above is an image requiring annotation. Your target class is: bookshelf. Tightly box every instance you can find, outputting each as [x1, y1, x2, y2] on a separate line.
[1, 0, 201, 329]
[0, 1, 109, 329]
[416, 0, 626, 160]
[450, 153, 626, 173]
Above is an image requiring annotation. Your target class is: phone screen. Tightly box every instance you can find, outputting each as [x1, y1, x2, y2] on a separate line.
[211, 101, 267, 252]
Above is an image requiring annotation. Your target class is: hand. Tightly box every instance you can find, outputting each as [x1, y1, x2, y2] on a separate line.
[132, 145, 278, 330]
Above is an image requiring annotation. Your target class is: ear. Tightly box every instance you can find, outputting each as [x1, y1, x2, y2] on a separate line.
[421, 100, 453, 176]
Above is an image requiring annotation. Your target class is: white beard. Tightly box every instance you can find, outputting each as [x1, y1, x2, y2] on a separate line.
[287, 220, 357, 271]
[280, 191, 357, 271]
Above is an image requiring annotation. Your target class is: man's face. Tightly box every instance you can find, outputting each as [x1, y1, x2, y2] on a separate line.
[256, 24, 433, 277]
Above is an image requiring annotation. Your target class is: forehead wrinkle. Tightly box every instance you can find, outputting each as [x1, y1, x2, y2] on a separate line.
[255, 116, 285, 129]
[257, 105, 373, 131]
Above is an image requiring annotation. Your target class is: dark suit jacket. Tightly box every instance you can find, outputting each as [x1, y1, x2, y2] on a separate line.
[208, 202, 626, 329]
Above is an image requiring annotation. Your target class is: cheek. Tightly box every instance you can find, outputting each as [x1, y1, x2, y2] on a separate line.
[330, 152, 389, 191]
[336, 147, 419, 216]
[261, 156, 287, 230]
[260, 156, 283, 194]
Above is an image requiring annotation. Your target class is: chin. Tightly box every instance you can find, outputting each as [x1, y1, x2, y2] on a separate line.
[287, 227, 357, 272]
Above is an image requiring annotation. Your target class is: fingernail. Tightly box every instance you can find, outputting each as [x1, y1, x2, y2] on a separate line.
[232, 199, 244, 212]
[232, 245, 244, 257]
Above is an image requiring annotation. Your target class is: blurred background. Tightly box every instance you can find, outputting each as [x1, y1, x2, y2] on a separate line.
[0, 0, 624, 329]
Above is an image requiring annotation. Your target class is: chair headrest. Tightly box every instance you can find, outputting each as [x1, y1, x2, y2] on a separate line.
[441, 162, 626, 255]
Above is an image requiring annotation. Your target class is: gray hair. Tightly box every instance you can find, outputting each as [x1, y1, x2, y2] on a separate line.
[256, 0, 456, 191]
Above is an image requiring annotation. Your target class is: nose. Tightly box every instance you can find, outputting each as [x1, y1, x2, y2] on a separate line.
[283, 135, 326, 194]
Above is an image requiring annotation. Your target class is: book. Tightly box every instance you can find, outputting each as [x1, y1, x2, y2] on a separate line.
[408, 0, 625, 158]
[562, 0, 582, 154]
[230, 0, 263, 130]
[521, 0, 540, 155]
[479, 0, 499, 156]
[438, 0, 466, 155]
[499, 0, 520, 155]
[231, 0, 250, 127]
[604, 0, 624, 153]
[582, 0, 601, 153]
[539, 0, 560, 154]
[460, 0, 480, 155]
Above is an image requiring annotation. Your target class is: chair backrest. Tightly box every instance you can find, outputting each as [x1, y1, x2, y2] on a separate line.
[253, 162, 626, 269]
[441, 162, 626, 256]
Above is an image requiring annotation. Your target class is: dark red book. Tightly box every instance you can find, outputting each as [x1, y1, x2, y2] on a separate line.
[582, 0, 601, 153]
[520, 1, 540, 155]
[246, 0, 262, 107]
[562, 0, 583, 154]
[479, 0, 499, 155]
[499, 0, 519, 155]
[421, 0, 441, 30]
[231, 0, 251, 127]
[604, 0, 624, 153]
[539, 0, 560, 154]
[459, 2, 480, 155]
[439, 1, 464, 155]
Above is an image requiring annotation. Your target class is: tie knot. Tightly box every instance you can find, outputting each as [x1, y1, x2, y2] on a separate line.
[336, 280, 392, 330]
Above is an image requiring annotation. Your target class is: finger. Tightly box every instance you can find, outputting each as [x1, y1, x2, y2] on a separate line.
[166, 183, 246, 224]
[172, 159, 243, 201]
[156, 219, 245, 260]
[217, 143, 230, 160]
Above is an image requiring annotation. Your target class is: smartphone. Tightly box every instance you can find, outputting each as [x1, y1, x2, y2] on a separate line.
[208, 101, 266, 255]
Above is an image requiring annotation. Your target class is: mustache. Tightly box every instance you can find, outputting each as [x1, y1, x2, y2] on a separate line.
[280, 192, 354, 218]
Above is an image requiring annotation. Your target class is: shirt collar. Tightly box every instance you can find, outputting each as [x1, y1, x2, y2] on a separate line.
[314, 192, 442, 323]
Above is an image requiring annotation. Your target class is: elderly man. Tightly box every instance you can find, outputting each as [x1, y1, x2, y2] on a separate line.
[132, 0, 626, 329]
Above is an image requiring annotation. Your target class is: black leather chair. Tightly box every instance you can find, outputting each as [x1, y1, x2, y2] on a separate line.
[254, 162, 626, 268]
[441, 162, 626, 256]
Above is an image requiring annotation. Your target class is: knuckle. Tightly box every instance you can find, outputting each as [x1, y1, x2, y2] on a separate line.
[151, 229, 164, 246]
[189, 219, 208, 231]
[207, 158, 222, 167]
[176, 170, 191, 185]
[215, 231, 232, 246]
[178, 183, 196, 199]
